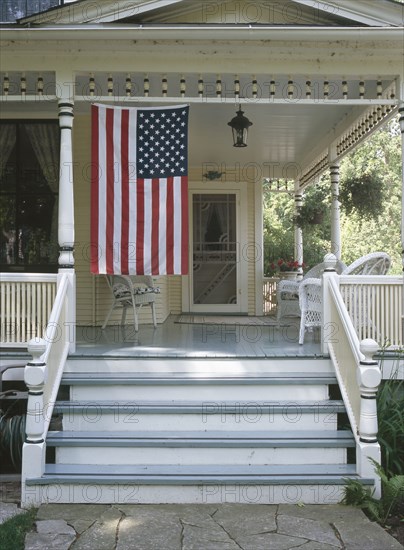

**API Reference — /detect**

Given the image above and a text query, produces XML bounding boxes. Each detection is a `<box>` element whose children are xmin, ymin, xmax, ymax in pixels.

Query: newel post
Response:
<box><xmin>321</xmin><ymin>252</ymin><xmax>338</xmax><ymax>354</ymax></box>
<box><xmin>357</xmin><ymin>338</ymin><xmax>382</xmax><ymax>498</ymax></box>
<box><xmin>21</xmin><ymin>338</ymin><xmax>47</xmax><ymax>505</ymax></box>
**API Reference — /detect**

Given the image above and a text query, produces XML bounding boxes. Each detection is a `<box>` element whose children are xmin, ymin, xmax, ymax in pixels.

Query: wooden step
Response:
<box><xmin>24</xmin><ymin>464</ymin><xmax>373</xmax><ymax>505</ymax></box>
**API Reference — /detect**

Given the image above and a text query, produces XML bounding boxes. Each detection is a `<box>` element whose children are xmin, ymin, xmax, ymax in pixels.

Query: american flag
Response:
<box><xmin>91</xmin><ymin>104</ymin><xmax>189</xmax><ymax>275</ymax></box>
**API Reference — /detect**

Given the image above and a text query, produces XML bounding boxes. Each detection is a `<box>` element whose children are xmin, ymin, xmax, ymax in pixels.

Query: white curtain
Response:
<box><xmin>0</xmin><ymin>124</ymin><xmax>16</xmax><ymax>177</ymax></box>
<box><xmin>25</xmin><ymin>124</ymin><xmax>59</xmax><ymax>253</ymax></box>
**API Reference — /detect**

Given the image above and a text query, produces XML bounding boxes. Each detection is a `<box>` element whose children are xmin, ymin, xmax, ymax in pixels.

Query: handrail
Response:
<box><xmin>22</xmin><ymin>271</ymin><xmax>75</xmax><ymax>504</ymax></box>
<box><xmin>323</xmin><ymin>265</ymin><xmax>382</xmax><ymax>497</ymax></box>
<box><xmin>328</xmin><ymin>276</ymin><xmax>364</xmax><ymax>365</ymax></box>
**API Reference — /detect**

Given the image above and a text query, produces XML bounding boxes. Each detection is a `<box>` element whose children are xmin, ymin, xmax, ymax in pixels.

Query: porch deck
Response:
<box><xmin>73</xmin><ymin>315</ymin><xmax>322</xmax><ymax>359</ymax></box>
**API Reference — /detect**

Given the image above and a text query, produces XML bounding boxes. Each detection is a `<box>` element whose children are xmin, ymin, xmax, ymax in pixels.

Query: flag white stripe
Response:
<box><xmin>128</xmin><ymin>110</ymin><xmax>137</xmax><ymax>274</ymax></box>
<box><xmin>143</xmin><ymin>179</ymin><xmax>152</xmax><ymax>274</ymax></box>
<box><xmin>113</xmin><ymin>110</ymin><xmax>122</xmax><ymax>274</ymax></box>
<box><xmin>159</xmin><ymin>179</ymin><xmax>167</xmax><ymax>275</ymax></box>
<box><xmin>173</xmin><ymin>176</ymin><xmax>182</xmax><ymax>274</ymax></box>
<box><xmin>98</xmin><ymin>106</ymin><xmax>107</xmax><ymax>274</ymax></box>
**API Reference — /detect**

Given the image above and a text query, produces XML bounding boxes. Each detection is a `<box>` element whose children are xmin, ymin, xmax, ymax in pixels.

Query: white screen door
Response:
<box><xmin>191</xmin><ymin>192</ymin><xmax>240</xmax><ymax>312</ymax></box>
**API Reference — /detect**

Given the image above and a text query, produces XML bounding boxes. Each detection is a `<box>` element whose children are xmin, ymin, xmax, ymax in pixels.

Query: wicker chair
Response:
<box><xmin>341</xmin><ymin>251</ymin><xmax>391</xmax><ymax>276</ymax></box>
<box><xmin>298</xmin><ymin>278</ymin><xmax>323</xmax><ymax>344</ymax></box>
<box><xmin>276</xmin><ymin>259</ymin><xmax>347</xmax><ymax>321</ymax></box>
<box><xmin>102</xmin><ymin>275</ymin><xmax>158</xmax><ymax>332</ymax></box>
<box><xmin>298</xmin><ymin>251</ymin><xmax>391</xmax><ymax>343</ymax></box>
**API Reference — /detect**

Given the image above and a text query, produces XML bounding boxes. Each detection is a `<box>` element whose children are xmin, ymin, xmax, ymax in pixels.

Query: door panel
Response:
<box><xmin>192</xmin><ymin>193</ymin><xmax>239</xmax><ymax>311</ymax></box>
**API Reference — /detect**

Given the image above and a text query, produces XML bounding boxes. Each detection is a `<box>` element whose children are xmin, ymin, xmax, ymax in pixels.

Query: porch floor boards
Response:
<box><xmin>73</xmin><ymin>315</ymin><xmax>322</xmax><ymax>358</ymax></box>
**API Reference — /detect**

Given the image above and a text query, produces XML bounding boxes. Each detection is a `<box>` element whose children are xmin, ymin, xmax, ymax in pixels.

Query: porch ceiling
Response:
<box><xmin>2</xmin><ymin>98</ymin><xmax>393</xmax><ymax>179</ymax></box>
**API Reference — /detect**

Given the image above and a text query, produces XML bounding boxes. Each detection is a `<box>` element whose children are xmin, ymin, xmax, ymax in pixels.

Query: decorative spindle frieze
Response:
<box><xmin>252</xmin><ymin>75</ymin><xmax>258</xmax><ymax>99</ymax></box>
<box><xmin>270</xmin><ymin>79</ymin><xmax>276</xmax><ymax>99</ymax></box>
<box><xmin>162</xmin><ymin>75</ymin><xmax>168</xmax><ymax>97</ymax></box>
<box><xmin>216</xmin><ymin>75</ymin><xmax>222</xmax><ymax>98</ymax></box>
<box><xmin>180</xmin><ymin>75</ymin><xmax>186</xmax><ymax>97</ymax></box>
<box><xmin>305</xmin><ymin>80</ymin><xmax>311</xmax><ymax>99</ymax></box>
<box><xmin>323</xmin><ymin>80</ymin><xmax>329</xmax><ymax>99</ymax></box>
<box><xmin>89</xmin><ymin>73</ymin><xmax>95</xmax><ymax>96</ymax></box>
<box><xmin>287</xmin><ymin>79</ymin><xmax>294</xmax><ymax>100</ymax></box>
<box><xmin>234</xmin><ymin>75</ymin><xmax>240</xmax><ymax>100</ymax></box>
<box><xmin>37</xmin><ymin>75</ymin><xmax>43</xmax><ymax>96</ymax></box>
<box><xmin>3</xmin><ymin>73</ymin><xmax>9</xmax><ymax>95</ymax></box>
<box><xmin>107</xmin><ymin>74</ymin><xmax>113</xmax><ymax>96</ymax></box>
<box><xmin>125</xmin><ymin>74</ymin><xmax>131</xmax><ymax>97</ymax></box>
<box><xmin>144</xmin><ymin>74</ymin><xmax>150</xmax><ymax>97</ymax></box>
<box><xmin>198</xmin><ymin>75</ymin><xmax>204</xmax><ymax>98</ymax></box>
<box><xmin>376</xmin><ymin>80</ymin><xmax>382</xmax><ymax>99</ymax></box>
<box><xmin>20</xmin><ymin>73</ymin><xmax>26</xmax><ymax>96</ymax></box>
<box><xmin>264</xmin><ymin>178</ymin><xmax>294</xmax><ymax>193</ymax></box>
<box><xmin>359</xmin><ymin>80</ymin><xmax>365</xmax><ymax>99</ymax></box>
<box><xmin>342</xmin><ymin>80</ymin><xmax>348</xmax><ymax>100</ymax></box>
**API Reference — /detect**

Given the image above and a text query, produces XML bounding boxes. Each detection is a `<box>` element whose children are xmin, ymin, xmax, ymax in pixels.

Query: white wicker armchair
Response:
<box><xmin>298</xmin><ymin>278</ymin><xmax>323</xmax><ymax>344</ymax></box>
<box><xmin>298</xmin><ymin>251</ymin><xmax>391</xmax><ymax>344</ymax></box>
<box><xmin>102</xmin><ymin>275</ymin><xmax>159</xmax><ymax>332</ymax></box>
<box><xmin>276</xmin><ymin>260</ymin><xmax>347</xmax><ymax>321</ymax></box>
<box><xmin>341</xmin><ymin>251</ymin><xmax>391</xmax><ymax>275</ymax></box>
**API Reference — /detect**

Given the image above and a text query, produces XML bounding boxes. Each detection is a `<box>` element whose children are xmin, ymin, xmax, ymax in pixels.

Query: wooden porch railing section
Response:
<box><xmin>263</xmin><ymin>274</ymin><xmax>403</xmax><ymax>348</ymax></box>
<box><xmin>22</xmin><ymin>272</ymin><xmax>74</xmax><ymax>492</ymax></box>
<box><xmin>322</xmin><ymin>269</ymin><xmax>383</xmax><ymax>497</ymax></box>
<box><xmin>340</xmin><ymin>275</ymin><xmax>403</xmax><ymax>347</ymax></box>
<box><xmin>0</xmin><ymin>274</ymin><xmax>57</xmax><ymax>347</ymax></box>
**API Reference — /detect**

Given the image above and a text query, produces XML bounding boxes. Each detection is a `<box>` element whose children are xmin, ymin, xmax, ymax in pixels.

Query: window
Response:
<box><xmin>0</xmin><ymin>121</ymin><xmax>59</xmax><ymax>271</ymax></box>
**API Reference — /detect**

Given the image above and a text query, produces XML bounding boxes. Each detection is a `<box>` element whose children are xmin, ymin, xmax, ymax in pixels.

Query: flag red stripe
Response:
<box><xmin>181</xmin><ymin>176</ymin><xmax>189</xmax><ymax>275</ymax></box>
<box><xmin>120</xmin><ymin>110</ymin><xmax>129</xmax><ymax>274</ymax></box>
<box><xmin>90</xmin><ymin>105</ymin><xmax>99</xmax><ymax>274</ymax></box>
<box><xmin>105</xmin><ymin>108</ymin><xmax>115</xmax><ymax>274</ymax></box>
<box><xmin>151</xmin><ymin>179</ymin><xmax>160</xmax><ymax>275</ymax></box>
<box><xmin>166</xmin><ymin>177</ymin><xmax>174</xmax><ymax>274</ymax></box>
<box><xmin>136</xmin><ymin>179</ymin><xmax>145</xmax><ymax>274</ymax></box>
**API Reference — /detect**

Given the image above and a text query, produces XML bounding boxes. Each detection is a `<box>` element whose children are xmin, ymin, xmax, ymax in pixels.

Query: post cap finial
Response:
<box><xmin>27</xmin><ymin>338</ymin><xmax>46</xmax><ymax>361</ymax></box>
<box><xmin>323</xmin><ymin>253</ymin><xmax>337</xmax><ymax>271</ymax></box>
<box><xmin>360</xmin><ymin>338</ymin><xmax>379</xmax><ymax>363</ymax></box>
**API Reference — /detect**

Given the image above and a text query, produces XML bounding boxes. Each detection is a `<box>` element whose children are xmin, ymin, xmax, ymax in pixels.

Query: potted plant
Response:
<box><xmin>294</xmin><ymin>184</ymin><xmax>328</xmax><ymax>228</ymax></box>
<box><xmin>268</xmin><ymin>258</ymin><xmax>304</xmax><ymax>279</ymax></box>
<box><xmin>339</xmin><ymin>171</ymin><xmax>384</xmax><ymax>221</ymax></box>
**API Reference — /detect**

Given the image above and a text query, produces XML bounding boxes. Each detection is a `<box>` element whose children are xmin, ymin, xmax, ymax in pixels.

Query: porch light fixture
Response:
<box><xmin>227</xmin><ymin>107</ymin><xmax>253</xmax><ymax>147</ymax></box>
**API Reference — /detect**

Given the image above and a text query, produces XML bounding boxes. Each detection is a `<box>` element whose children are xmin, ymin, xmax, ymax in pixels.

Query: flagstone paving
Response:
<box><xmin>19</xmin><ymin>503</ymin><xmax>402</xmax><ymax>550</ymax></box>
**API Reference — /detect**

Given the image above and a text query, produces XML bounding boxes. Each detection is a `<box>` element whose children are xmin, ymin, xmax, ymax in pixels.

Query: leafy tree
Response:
<box><xmin>263</xmin><ymin>117</ymin><xmax>402</xmax><ymax>275</ymax></box>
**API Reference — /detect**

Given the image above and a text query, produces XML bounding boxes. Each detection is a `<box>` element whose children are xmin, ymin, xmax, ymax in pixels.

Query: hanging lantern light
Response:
<box><xmin>227</xmin><ymin>107</ymin><xmax>253</xmax><ymax>147</ymax></box>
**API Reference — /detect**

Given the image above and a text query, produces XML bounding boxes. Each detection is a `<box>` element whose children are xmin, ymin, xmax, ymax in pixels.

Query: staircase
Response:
<box><xmin>24</xmin><ymin>355</ymin><xmax>374</xmax><ymax>504</ymax></box>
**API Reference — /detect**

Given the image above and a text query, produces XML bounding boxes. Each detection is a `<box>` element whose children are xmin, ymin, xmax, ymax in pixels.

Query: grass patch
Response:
<box><xmin>0</xmin><ymin>508</ymin><xmax>37</xmax><ymax>550</ymax></box>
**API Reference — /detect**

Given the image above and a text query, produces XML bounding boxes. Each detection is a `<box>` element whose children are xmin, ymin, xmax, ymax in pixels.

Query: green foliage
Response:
<box><xmin>294</xmin><ymin>184</ymin><xmax>329</xmax><ymax>229</ymax></box>
<box><xmin>376</xmin><ymin>352</ymin><xmax>404</xmax><ymax>477</ymax></box>
<box><xmin>342</xmin><ymin>460</ymin><xmax>404</xmax><ymax>525</ymax></box>
<box><xmin>263</xmin><ymin>117</ymin><xmax>402</xmax><ymax>275</ymax></box>
<box><xmin>339</xmin><ymin>172</ymin><xmax>384</xmax><ymax>221</ymax></box>
<box><xmin>0</xmin><ymin>508</ymin><xmax>37</xmax><ymax>550</ymax></box>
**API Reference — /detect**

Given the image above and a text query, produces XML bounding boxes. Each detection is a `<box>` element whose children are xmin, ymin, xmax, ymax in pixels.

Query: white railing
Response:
<box><xmin>22</xmin><ymin>271</ymin><xmax>75</xmax><ymax>506</ymax></box>
<box><xmin>0</xmin><ymin>273</ymin><xmax>57</xmax><ymax>347</ymax></box>
<box><xmin>323</xmin><ymin>270</ymin><xmax>382</xmax><ymax>498</ymax></box>
<box><xmin>263</xmin><ymin>277</ymin><xmax>279</xmax><ymax>315</ymax></box>
<box><xmin>340</xmin><ymin>275</ymin><xmax>403</xmax><ymax>347</ymax></box>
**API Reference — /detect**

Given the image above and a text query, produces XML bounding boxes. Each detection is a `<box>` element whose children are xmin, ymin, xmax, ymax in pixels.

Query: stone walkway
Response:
<box><xmin>21</xmin><ymin>503</ymin><xmax>403</xmax><ymax>550</ymax></box>
<box><xmin>1</xmin><ymin>480</ymin><xmax>402</xmax><ymax>549</ymax></box>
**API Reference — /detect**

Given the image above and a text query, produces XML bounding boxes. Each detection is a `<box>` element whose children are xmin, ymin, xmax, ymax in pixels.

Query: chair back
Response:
<box><xmin>342</xmin><ymin>252</ymin><xmax>391</xmax><ymax>276</ymax></box>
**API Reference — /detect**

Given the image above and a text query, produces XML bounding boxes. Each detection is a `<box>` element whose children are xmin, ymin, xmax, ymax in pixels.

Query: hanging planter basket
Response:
<box><xmin>340</xmin><ymin>172</ymin><xmax>384</xmax><ymax>221</ymax></box>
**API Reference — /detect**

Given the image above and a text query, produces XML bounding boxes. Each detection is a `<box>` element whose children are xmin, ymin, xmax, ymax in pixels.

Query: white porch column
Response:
<box><xmin>330</xmin><ymin>163</ymin><xmax>341</xmax><ymax>260</ymax></box>
<box><xmin>58</xmin><ymin>100</ymin><xmax>76</xmax><ymax>352</ymax></box>
<box><xmin>58</xmin><ymin>100</ymin><xmax>75</xmax><ymax>269</ymax></box>
<box><xmin>294</xmin><ymin>181</ymin><xmax>304</xmax><ymax>279</ymax></box>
